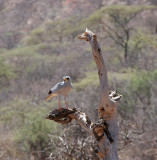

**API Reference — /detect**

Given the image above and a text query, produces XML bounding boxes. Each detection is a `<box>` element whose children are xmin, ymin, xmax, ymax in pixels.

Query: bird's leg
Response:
<box><xmin>64</xmin><ymin>96</ymin><xmax>69</xmax><ymax>109</ymax></box>
<box><xmin>58</xmin><ymin>97</ymin><xmax>61</xmax><ymax>111</ymax></box>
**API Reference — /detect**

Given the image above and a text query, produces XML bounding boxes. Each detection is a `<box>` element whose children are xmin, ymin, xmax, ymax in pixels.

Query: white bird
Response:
<box><xmin>45</xmin><ymin>76</ymin><xmax>72</xmax><ymax>110</ymax></box>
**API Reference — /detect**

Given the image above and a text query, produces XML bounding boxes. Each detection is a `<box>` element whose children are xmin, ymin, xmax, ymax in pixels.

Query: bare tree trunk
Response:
<box><xmin>78</xmin><ymin>28</ymin><xmax>119</xmax><ymax>160</ymax></box>
<box><xmin>46</xmin><ymin>29</ymin><xmax>121</xmax><ymax>160</ymax></box>
<box><xmin>124</xmin><ymin>43</ymin><xmax>128</xmax><ymax>64</ymax></box>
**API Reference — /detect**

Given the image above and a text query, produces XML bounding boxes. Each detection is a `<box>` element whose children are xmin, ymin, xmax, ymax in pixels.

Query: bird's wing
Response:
<box><xmin>45</xmin><ymin>82</ymin><xmax>64</xmax><ymax>101</ymax></box>
<box><xmin>50</xmin><ymin>82</ymin><xmax>64</xmax><ymax>94</ymax></box>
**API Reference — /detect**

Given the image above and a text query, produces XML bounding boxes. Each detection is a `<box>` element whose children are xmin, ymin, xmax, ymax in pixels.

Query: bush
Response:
<box><xmin>118</xmin><ymin>70</ymin><xmax>155</xmax><ymax>114</ymax></box>
<box><xmin>0</xmin><ymin>57</ymin><xmax>16</xmax><ymax>87</ymax></box>
<box><xmin>0</xmin><ymin>99</ymin><xmax>57</xmax><ymax>160</ymax></box>
<box><xmin>25</xmin><ymin>28</ymin><xmax>45</xmax><ymax>45</ymax></box>
<box><xmin>130</xmin><ymin>71</ymin><xmax>151</xmax><ymax>99</ymax></box>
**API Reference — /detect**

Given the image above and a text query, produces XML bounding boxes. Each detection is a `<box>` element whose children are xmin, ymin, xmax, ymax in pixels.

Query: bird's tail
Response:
<box><xmin>45</xmin><ymin>93</ymin><xmax>57</xmax><ymax>101</ymax></box>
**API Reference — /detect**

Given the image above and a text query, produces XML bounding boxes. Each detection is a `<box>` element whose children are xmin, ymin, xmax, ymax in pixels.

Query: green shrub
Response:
<box><xmin>0</xmin><ymin>57</ymin><xmax>16</xmax><ymax>87</ymax></box>
<box><xmin>3</xmin><ymin>44</ymin><xmax>59</xmax><ymax>82</ymax></box>
<box><xmin>0</xmin><ymin>99</ymin><xmax>57</xmax><ymax>157</ymax></box>
<box><xmin>130</xmin><ymin>71</ymin><xmax>151</xmax><ymax>100</ymax></box>
<box><xmin>15</xmin><ymin>110</ymin><xmax>54</xmax><ymax>153</ymax></box>
<box><xmin>118</xmin><ymin>70</ymin><xmax>155</xmax><ymax>113</ymax></box>
<box><xmin>152</xmin><ymin>69</ymin><xmax>157</xmax><ymax>81</ymax></box>
<box><xmin>25</xmin><ymin>28</ymin><xmax>45</xmax><ymax>45</ymax></box>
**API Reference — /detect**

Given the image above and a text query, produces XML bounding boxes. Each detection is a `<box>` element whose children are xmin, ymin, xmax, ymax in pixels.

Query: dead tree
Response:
<box><xmin>46</xmin><ymin>28</ymin><xmax>122</xmax><ymax>160</ymax></box>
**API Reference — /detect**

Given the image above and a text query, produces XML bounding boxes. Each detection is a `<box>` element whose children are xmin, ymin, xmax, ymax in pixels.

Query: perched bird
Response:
<box><xmin>45</xmin><ymin>76</ymin><xmax>72</xmax><ymax>110</ymax></box>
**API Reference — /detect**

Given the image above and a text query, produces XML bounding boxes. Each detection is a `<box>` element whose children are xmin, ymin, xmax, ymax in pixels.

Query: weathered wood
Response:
<box><xmin>78</xmin><ymin>28</ymin><xmax>119</xmax><ymax>160</ymax></box>
<box><xmin>45</xmin><ymin>108</ymin><xmax>76</xmax><ymax>123</ymax></box>
<box><xmin>45</xmin><ymin>107</ymin><xmax>115</xmax><ymax>159</ymax></box>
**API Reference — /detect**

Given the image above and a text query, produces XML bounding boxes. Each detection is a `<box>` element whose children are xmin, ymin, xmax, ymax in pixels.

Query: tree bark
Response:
<box><xmin>78</xmin><ymin>28</ymin><xmax>119</xmax><ymax>160</ymax></box>
<box><xmin>46</xmin><ymin>29</ymin><xmax>121</xmax><ymax>160</ymax></box>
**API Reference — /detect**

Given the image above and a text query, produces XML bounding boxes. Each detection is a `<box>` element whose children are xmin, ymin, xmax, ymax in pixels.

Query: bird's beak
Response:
<box><xmin>64</xmin><ymin>78</ymin><xmax>68</xmax><ymax>82</ymax></box>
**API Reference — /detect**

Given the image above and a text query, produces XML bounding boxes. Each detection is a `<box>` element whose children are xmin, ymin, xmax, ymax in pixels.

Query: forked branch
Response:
<box><xmin>45</xmin><ymin>107</ymin><xmax>114</xmax><ymax>159</ymax></box>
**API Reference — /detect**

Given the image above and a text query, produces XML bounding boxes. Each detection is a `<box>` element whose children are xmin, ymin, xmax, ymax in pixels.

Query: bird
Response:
<box><xmin>45</xmin><ymin>76</ymin><xmax>72</xmax><ymax>111</ymax></box>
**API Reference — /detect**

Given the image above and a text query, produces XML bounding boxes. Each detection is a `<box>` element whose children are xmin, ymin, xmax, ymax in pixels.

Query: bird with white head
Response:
<box><xmin>45</xmin><ymin>76</ymin><xmax>72</xmax><ymax>111</ymax></box>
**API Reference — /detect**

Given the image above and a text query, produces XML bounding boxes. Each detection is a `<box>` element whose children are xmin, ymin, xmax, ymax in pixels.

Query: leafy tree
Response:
<box><xmin>82</xmin><ymin>5</ymin><xmax>156</xmax><ymax>65</ymax></box>
<box><xmin>0</xmin><ymin>99</ymin><xmax>57</xmax><ymax>159</ymax></box>
<box><xmin>101</xmin><ymin>6</ymin><xmax>156</xmax><ymax>64</ymax></box>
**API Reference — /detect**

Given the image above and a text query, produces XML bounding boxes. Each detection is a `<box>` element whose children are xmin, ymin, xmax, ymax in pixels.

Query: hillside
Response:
<box><xmin>0</xmin><ymin>0</ymin><xmax>157</xmax><ymax>160</ymax></box>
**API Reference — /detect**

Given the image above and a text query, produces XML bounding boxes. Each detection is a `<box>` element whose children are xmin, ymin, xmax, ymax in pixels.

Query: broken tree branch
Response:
<box><xmin>45</xmin><ymin>107</ymin><xmax>115</xmax><ymax>159</ymax></box>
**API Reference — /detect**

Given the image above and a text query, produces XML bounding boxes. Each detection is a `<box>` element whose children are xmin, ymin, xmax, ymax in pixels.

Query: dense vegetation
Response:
<box><xmin>0</xmin><ymin>0</ymin><xmax>157</xmax><ymax>159</ymax></box>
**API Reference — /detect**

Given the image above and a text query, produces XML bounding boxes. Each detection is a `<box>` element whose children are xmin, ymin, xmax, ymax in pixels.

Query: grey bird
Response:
<box><xmin>45</xmin><ymin>76</ymin><xmax>72</xmax><ymax>110</ymax></box>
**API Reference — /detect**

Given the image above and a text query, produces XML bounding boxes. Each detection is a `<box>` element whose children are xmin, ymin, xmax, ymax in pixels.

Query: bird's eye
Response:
<box><xmin>67</xmin><ymin>77</ymin><xmax>69</xmax><ymax>80</ymax></box>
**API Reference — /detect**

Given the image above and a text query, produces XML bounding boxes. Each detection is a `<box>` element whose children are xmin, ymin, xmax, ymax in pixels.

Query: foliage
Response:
<box><xmin>0</xmin><ymin>57</ymin><xmax>16</xmax><ymax>87</ymax></box>
<box><xmin>74</xmin><ymin>70</ymin><xmax>134</xmax><ymax>90</ymax></box>
<box><xmin>3</xmin><ymin>44</ymin><xmax>60</xmax><ymax>82</ymax></box>
<box><xmin>24</xmin><ymin>28</ymin><xmax>45</xmax><ymax>45</ymax></box>
<box><xmin>81</xmin><ymin>5</ymin><xmax>156</xmax><ymax>28</ymax></box>
<box><xmin>0</xmin><ymin>2</ymin><xmax>157</xmax><ymax>160</ymax></box>
<box><xmin>101</xmin><ymin>5</ymin><xmax>156</xmax><ymax>17</ymax></box>
<box><xmin>0</xmin><ymin>99</ymin><xmax>56</xmax><ymax>159</ymax></box>
<box><xmin>130</xmin><ymin>71</ymin><xmax>151</xmax><ymax>98</ymax></box>
<box><xmin>81</xmin><ymin>5</ymin><xmax>157</xmax><ymax>65</ymax></box>
<box><xmin>16</xmin><ymin>111</ymin><xmax>53</xmax><ymax>153</ymax></box>
<box><xmin>118</xmin><ymin>69</ymin><xmax>157</xmax><ymax>114</ymax></box>
<box><xmin>0</xmin><ymin>31</ymin><xmax>22</xmax><ymax>49</ymax></box>
<box><xmin>24</xmin><ymin>16</ymin><xmax>84</xmax><ymax>45</ymax></box>
<box><xmin>74</xmin><ymin>71</ymin><xmax>99</xmax><ymax>90</ymax></box>
<box><xmin>129</xmin><ymin>31</ymin><xmax>157</xmax><ymax>50</ymax></box>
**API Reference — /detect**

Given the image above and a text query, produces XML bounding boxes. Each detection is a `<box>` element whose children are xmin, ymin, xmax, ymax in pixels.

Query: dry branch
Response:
<box><xmin>45</xmin><ymin>108</ymin><xmax>114</xmax><ymax>146</ymax></box>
